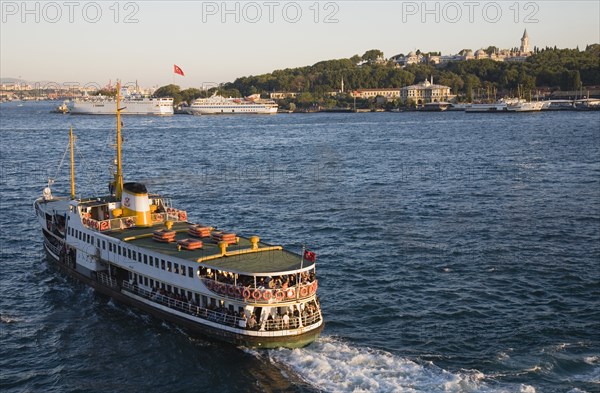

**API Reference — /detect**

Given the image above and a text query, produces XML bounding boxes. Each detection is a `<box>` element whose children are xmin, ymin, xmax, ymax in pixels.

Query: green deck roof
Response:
<box><xmin>105</xmin><ymin>221</ymin><xmax>310</xmax><ymax>274</ymax></box>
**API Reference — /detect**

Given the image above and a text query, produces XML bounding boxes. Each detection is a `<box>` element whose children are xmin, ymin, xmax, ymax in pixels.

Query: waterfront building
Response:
<box><xmin>350</xmin><ymin>88</ymin><xmax>401</xmax><ymax>99</ymax></box>
<box><xmin>269</xmin><ymin>92</ymin><xmax>299</xmax><ymax>99</ymax></box>
<box><xmin>400</xmin><ymin>78</ymin><xmax>454</xmax><ymax>105</ymax></box>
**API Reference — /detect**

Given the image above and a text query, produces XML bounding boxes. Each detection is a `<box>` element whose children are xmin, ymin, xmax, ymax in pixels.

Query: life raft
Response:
<box><xmin>152</xmin><ymin>229</ymin><xmax>176</xmax><ymax>243</ymax></box>
<box><xmin>177</xmin><ymin>238</ymin><xmax>203</xmax><ymax>250</ymax></box>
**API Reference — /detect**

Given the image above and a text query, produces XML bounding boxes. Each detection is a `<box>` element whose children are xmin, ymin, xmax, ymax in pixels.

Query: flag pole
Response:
<box><xmin>297</xmin><ymin>245</ymin><xmax>305</xmax><ymax>300</ymax></box>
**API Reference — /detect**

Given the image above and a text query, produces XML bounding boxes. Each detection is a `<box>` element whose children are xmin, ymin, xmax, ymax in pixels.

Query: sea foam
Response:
<box><xmin>268</xmin><ymin>336</ymin><xmax>493</xmax><ymax>393</ymax></box>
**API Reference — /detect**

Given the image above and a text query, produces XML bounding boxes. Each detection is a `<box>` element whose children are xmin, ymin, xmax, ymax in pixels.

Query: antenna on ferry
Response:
<box><xmin>115</xmin><ymin>80</ymin><xmax>124</xmax><ymax>199</ymax></box>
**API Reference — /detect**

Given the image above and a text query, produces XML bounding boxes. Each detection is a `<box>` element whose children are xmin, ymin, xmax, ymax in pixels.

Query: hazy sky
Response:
<box><xmin>1</xmin><ymin>1</ymin><xmax>599</xmax><ymax>88</ymax></box>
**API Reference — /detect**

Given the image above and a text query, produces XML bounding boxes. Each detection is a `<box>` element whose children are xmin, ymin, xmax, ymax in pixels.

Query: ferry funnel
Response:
<box><xmin>121</xmin><ymin>182</ymin><xmax>151</xmax><ymax>227</ymax></box>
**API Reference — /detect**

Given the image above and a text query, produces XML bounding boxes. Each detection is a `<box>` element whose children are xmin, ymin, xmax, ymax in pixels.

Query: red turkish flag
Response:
<box><xmin>174</xmin><ymin>64</ymin><xmax>185</xmax><ymax>76</ymax></box>
<box><xmin>303</xmin><ymin>250</ymin><xmax>316</xmax><ymax>263</ymax></box>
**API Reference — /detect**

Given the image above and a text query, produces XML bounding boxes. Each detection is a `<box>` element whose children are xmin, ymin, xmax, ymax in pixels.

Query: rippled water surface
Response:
<box><xmin>1</xmin><ymin>102</ymin><xmax>599</xmax><ymax>392</ymax></box>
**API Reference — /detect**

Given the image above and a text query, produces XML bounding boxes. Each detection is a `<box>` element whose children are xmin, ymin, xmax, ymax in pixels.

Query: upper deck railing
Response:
<box><xmin>202</xmin><ymin>279</ymin><xmax>318</xmax><ymax>304</ymax></box>
<box><xmin>80</xmin><ymin>208</ymin><xmax>187</xmax><ymax>232</ymax></box>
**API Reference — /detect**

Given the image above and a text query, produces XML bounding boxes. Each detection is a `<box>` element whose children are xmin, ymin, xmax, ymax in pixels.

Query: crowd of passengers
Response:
<box><xmin>198</xmin><ymin>267</ymin><xmax>316</xmax><ymax>290</ymax></box>
<box><xmin>141</xmin><ymin>284</ymin><xmax>320</xmax><ymax>331</ymax></box>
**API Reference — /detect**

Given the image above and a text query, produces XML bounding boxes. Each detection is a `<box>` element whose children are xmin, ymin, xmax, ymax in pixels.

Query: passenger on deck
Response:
<box><xmin>248</xmin><ymin>314</ymin><xmax>257</xmax><ymax>329</ymax></box>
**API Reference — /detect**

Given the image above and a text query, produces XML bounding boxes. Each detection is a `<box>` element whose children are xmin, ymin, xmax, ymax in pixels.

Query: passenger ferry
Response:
<box><xmin>34</xmin><ymin>82</ymin><xmax>323</xmax><ymax>348</ymax></box>
<box><xmin>189</xmin><ymin>94</ymin><xmax>278</xmax><ymax>115</ymax></box>
<box><xmin>71</xmin><ymin>88</ymin><xmax>173</xmax><ymax>116</ymax></box>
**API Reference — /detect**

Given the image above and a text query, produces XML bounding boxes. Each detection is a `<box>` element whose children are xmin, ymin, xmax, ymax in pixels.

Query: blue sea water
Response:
<box><xmin>0</xmin><ymin>101</ymin><xmax>599</xmax><ymax>393</ymax></box>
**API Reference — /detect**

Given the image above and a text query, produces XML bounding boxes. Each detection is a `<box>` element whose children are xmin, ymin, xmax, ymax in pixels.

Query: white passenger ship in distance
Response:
<box><xmin>34</xmin><ymin>82</ymin><xmax>323</xmax><ymax>348</ymax></box>
<box><xmin>71</xmin><ymin>88</ymin><xmax>173</xmax><ymax>116</ymax></box>
<box><xmin>189</xmin><ymin>94</ymin><xmax>278</xmax><ymax>115</ymax></box>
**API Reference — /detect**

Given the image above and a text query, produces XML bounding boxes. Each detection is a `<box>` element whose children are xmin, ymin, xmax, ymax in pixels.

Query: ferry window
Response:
<box><xmin>161</xmin><ymin>260</ymin><xmax>165</xmax><ymax>270</ymax></box>
<box><xmin>167</xmin><ymin>285</ymin><xmax>172</xmax><ymax>292</ymax></box>
<box><xmin>144</xmin><ymin>277</ymin><xmax>148</xmax><ymax>286</ymax></box>
<box><xmin>108</xmin><ymin>243</ymin><xmax>112</xmax><ymax>252</ymax></box>
<box><xmin>102</xmin><ymin>241</ymin><xmax>105</xmax><ymax>249</ymax></box>
<box><xmin>161</xmin><ymin>282</ymin><xmax>165</xmax><ymax>290</ymax></box>
<box><xmin>150</xmin><ymin>279</ymin><xmax>154</xmax><ymax>287</ymax></box>
<box><xmin>188</xmin><ymin>267</ymin><xmax>193</xmax><ymax>277</ymax></box>
<box><xmin>138</xmin><ymin>275</ymin><xmax>143</xmax><ymax>284</ymax></box>
<box><xmin>167</xmin><ymin>262</ymin><xmax>172</xmax><ymax>272</ymax></box>
<box><xmin>132</xmin><ymin>251</ymin><xmax>136</xmax><ymax>261</ymax></box>
<box><xmin>144</xmin><ymin>255</ymin><xmax>147</xmax><ymax>264</ymax></box>
<box><xmin>128</xmin><ymin>249</ymin><xmax>132</xmax><ymax>259</ymax></box>
<box><xmin>97</xmin><ymin>238</ymin><xmax>100</xmax><ymax>247</ymax></box>
<box><xmin>149</xmin><ymin>256</ymin><xmax>153</xmax><ymax>266</ymax></box>
<box><xmin>174</xmin><ymin>263</ymin><xmax>179</xmax><ymax>273</ymax></box>
<box><xmin>87</xmin><ymin>234</ymin><xmax>90</xmax><ymax>243</ymax></box>
<box><xmin>118</xmin><ymin>245</ymin><xmax>121</xmax><ymax>255</ymax></box>
<box><xmin>138</xmin><ymin>252</ymin><xmax>142</xmax><ymax>261</ymax></box>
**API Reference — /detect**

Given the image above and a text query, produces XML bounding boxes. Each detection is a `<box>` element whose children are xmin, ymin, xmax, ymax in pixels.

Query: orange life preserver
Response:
<box><xmin>178</xmin><ymin>211</ymin><xmax>187</xmax><ymax>222</ymax></box>
<box><xmin>300</xmin><ymin>286</ymin><xmax>308</xmax><ymax>297</ymax></box>
<box><xmin>100</xmin><ymin>221</ymin><xmax>109</xmax><ymax>231</ymax></box>
<box><xmin>243</xmin><ymin>288</ymin><xmax>251</xmax><ymax>299</ymax></box>
<box><xmin>275</xmin><ymin>290</ymin><xmax>285</xmax><ymax>301</ymax></box>
<box><xmin>252</xmin><ymin>290</ymin><xmax>261</xmax><ymax>300</ymax></box>
<box><xmin>310</xmin><ymin>281</ymin><xmax>318</xmax><ymax>294</ymax></box>
<box><xmin>286</xmin><ymin>288</ymin><xmax>296</xmax><ymax>299</ymax></box>
<box><xmin>263</xmin><ymin>290</ymin><xmax>272</xmax><ymax>301</ymax></box>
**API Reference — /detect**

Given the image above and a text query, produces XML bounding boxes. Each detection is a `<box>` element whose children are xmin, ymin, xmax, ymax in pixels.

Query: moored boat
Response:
<box><xmin>189</xmin><ymin>94</ymin><xmax>278</xmax><ymax>115</ymax></box>
<box><xmin>464</xmin><ymin>102</ymin><xmax>508</xmax><ymax>113</ymax></box>
<box><xmin>71</xmin><ymin>87</ymin><xmax>173</xmax><ymax>115</ymax></box>
<box><xmin>506</xmin><ymin>99</ymin><xmax>543</xmax><ymax>112</ymax></box>
<box><xmin>33</xmin><ymin>82</ymin><xmax>323</xmax><ymax>348</ymax></box>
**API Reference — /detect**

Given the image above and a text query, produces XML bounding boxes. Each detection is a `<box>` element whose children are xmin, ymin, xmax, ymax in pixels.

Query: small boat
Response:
<box><xmin>540</xmin><ymin>100</ymin><xmax>575</xmax><ymax>111</ymax></box>
<box><xmin>506</xmin><ymin>99</ymin><xmax>543</xmax><ymax>112</ymax></box>
<box><xmin>574</xmin><ymin>98</ymin><xmax>600</xmax><ymax>111</ymax></box>
<box><xmin>51</xmin><ymin>100</ymin><xmax>70</xmax><ymax>114</ymax></box>
<box><xmin>464</xmin><ymin>102</ymin><xmax>508</xmax><ymax>113</ymax></box>
<box><xmin>33</xmin><ymin>82</ymin><xmax>324</xmax><ymax>348</ymax></box>
<box><xmin>420</xmin><ymin>102</ymin><xmax>451</xmax><ymax>111</ymax></box>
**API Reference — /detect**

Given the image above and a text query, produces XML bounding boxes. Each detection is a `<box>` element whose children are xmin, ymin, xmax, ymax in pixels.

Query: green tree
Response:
<box><xmin>362</xmin><ymin>49</ymin><xmax>384</xmax><ymax>63</ymax></box>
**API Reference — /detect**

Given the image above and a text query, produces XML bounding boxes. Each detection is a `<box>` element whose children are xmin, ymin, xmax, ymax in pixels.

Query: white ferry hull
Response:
<box><xmin>71</xmin><ymin>99</ymin><xmax>174</xmax><ymax>115</ymax></box>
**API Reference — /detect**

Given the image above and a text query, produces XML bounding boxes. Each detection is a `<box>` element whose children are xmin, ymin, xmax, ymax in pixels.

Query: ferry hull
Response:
<box><xmin>41</xmin><ymin>236</ymin><xmax>323</xmax><ymax>349</ymax></box>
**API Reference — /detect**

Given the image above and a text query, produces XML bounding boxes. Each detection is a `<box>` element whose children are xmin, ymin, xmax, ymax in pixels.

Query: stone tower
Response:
<box><xmin>520</xmin><ymin>29</ymin><xmax>530</xmax><ymax>53</ymax></box>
